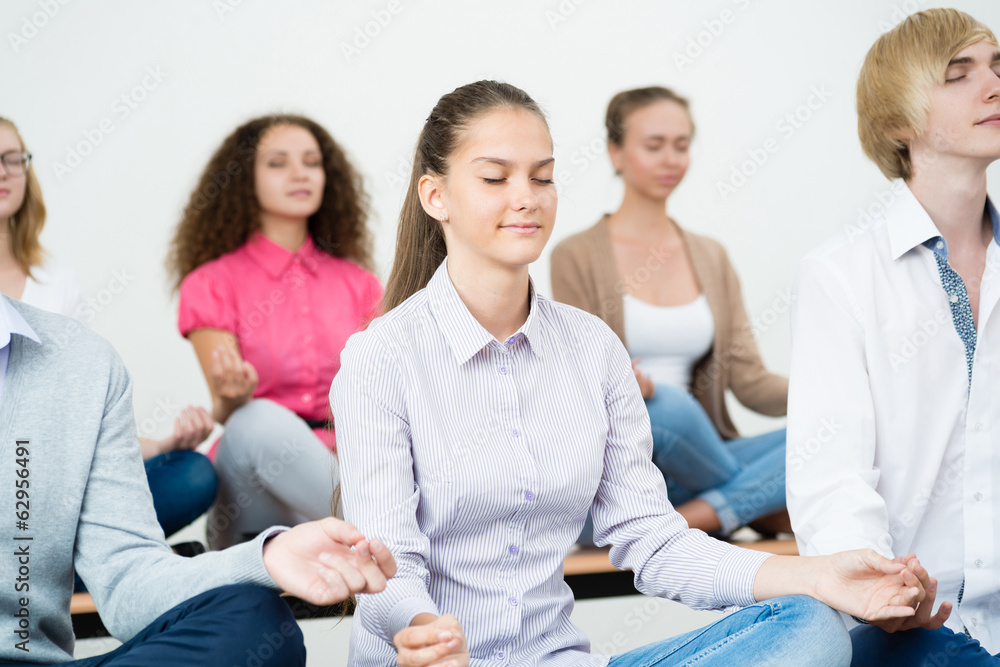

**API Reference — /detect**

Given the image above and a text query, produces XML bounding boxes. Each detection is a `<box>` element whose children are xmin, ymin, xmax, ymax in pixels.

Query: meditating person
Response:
<box><xmin>169</xmin><ymin>114</ymin><xmax>382</xmax><ymax>549</ymax></box>
<box><xmin>332</xmin><ymin>79</ymin><xmax>930</xmax><ymax>667</ymax></box>
<box><xmin>787</xmin><ymin>8</ymin><xmax>1000</xmax><ymax>664</ymax></box>
<box><xmin>551</xmin><ymin>87</ymin><xmax>789</xmax><ymax>537</ymax></box>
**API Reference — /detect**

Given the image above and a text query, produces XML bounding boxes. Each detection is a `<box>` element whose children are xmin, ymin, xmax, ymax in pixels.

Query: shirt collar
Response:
<box><xmin>243</xmin><ymin>231</ymin><xmax>321</xmax><ymax>278</ymax></box>
<box><xmin>427</xmin><ymin>258</ymin><xmax>545</xmax><ymax>365</ymax></box>
<box><xmin>886</xmin><ymin>179</ymin><xmax>1000</xmax><ymax>261</ymax></box>
<box><xmin>0</xmin><ymin>296</ymin><xmax>41</xmax><ymax>350</ymax></box>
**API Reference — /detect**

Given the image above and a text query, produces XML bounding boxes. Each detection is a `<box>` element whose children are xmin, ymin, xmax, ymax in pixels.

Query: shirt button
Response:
<box><xmin>508</xmin><ymin>597</ymin><xmax>518</xmax><ymax>607</ymax></box>
<box><xmin>511</xmin><ymin>428</ymin><xmax>520</xmax><ymax>438</ymax></box>
<box><xmin>975</xmin><ymin>423</ymin><xmax>984</xmax><ymax>431</ymax></box>
<box><xmin>304</xmin><ymin>335</ymin><xmax>314</xmax><ymax>344</ymax></box>
<box><xmin>972</xmin><ymin>618</ymin><xmax>979</xmax><ymax>627</ymax></box>
<box><xmin>974</xmin><ymin>492</ymin><xmax>984</xmax><ymax>501</ymax></box>
<box><xmin>302</xmin><ymin>393</ymin><xmax>313</xmax><ymax>403</ymax></box>
<box><xmin>499</xmin><ymin>366</ymin><xmax>509</xmax><ymax>375</ymax></box>
<box><xmin>524</xmin><ymin>491</ymin><xmax>535</xmax><ymax>501</ymax></box>
<box><xmin>495</xmin><ymin>650</ymin><xmax>505</xmax><ymax>660</ymax></box>
<box><xmin>300</xmin><ymin>306</ymin><xmax>310</xmax><ymax>315</ymax></box>
<box><xmin>509</xmin><ymin>545</ymin><xmax>519</xmax><ymax>556</ymax></box>
<box><xmin>949</xmin><ymin>294</ymin><xmax>959</xmax><ymax>303</ymax></box>
<box><xmin>975</xmin><ymin>559</ymin><xmax>984</xmax><ymax>568</ymax></box>
<box><xmin>936</xmin><ymin>240</ymin><xmax>945</xmax><ymax>250</ymax></box>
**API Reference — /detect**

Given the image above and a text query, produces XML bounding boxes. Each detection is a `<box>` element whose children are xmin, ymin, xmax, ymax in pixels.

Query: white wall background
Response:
<box><xmin>3</xmin><ymin>0</ymin><xmax>999</xmax><ymax>438</ymax></box>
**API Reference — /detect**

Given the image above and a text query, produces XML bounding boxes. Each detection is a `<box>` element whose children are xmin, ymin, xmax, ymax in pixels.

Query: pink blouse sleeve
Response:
<box><xmin>177</xmin><ymin>265</ymin><xmax>239</xmax><ymax>337</ymax></box>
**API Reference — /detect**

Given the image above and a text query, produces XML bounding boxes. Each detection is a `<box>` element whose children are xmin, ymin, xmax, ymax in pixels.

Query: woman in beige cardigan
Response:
<box><xmin>551</xmin><ymin>87</ymin><xmax>790</xmax><ymax>538</ymax></box>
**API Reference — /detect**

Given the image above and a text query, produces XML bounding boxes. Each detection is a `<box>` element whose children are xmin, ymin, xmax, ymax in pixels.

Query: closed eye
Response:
<box><xmin>534</xmin><ymin>179</ymin><xmax>555</xmax><ymax>185</ymax></box>
<box><xmin>483</xmin><ymin>178</ymin><xmax>505</xmax><ymax>184</ymax></box>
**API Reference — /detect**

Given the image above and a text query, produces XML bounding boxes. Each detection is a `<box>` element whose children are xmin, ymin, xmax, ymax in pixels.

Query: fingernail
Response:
<box><xmin>370</xmin><ymin>539</ymin><xmax>383</xmax><ymax>553</ymax></box>
<box><xmin>438</xmin><ymin>630</ymin><xmax>453</xmax><ymax>642</ymax></box>
<box><xmin>319</xmin><ymin>552</ymin><xmax>332</xmax><ymax>563</ymax></box>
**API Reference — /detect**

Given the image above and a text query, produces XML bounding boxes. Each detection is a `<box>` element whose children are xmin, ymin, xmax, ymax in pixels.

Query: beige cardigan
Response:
<box><xmin>549</xmin><ymin>216</ymin><xmax>787</xmax><ymax>439</ymax></box>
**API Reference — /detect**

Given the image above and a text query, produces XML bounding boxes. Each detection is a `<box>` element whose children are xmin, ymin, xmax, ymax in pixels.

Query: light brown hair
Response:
<box><xmin>0</xmin><ymin>117</ymin><xmax>46</xmax><ymax>278</ymax></box>
<box><xmin>167</xmin><ymin>114</ymin><xmax>372</xmax><ymax>289</ymax></box>
<box><xmin>605</xmin><ymin>86</ymin><xmax>693</xmax><ymax>147</ymax></box>
<box><xmin>857</xmin><ymin>8</ymin><xmax>997</xmax><ymax>180</ymax></box>
<box><xmin>381</xmin><ymin>81</ymin><xmax>548</xmax><ymax>312</ymax></box>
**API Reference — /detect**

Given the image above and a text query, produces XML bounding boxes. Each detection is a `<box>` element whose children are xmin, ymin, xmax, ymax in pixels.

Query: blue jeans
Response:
<box><xmin>609</xmin><ymin>595</ymin><xmax>851</xmax><ymax>666</ymax></box>
<box><xmin>0</xmin><ymin>585</ymin><xmax>304</xmax><ymax>666</ymax></box>
<box><xmin>646</xmin><ymin>384</ymin><xmax>786</xmax><ymax>534</ymax></box>
<box><xmin>145</xmin><ymin>449</ymin><xmax>218</xmax><ymax>538</ymax></box>
<box><xmin>851</xmin><ymin>625</ymin><xmax>1000</xmax><ymax>666</ymax></box>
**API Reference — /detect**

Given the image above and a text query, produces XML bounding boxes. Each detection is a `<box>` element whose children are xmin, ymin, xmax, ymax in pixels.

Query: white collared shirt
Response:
<box><xmin>787</xmin><ymin>180</ymin><xmax>1000</xmax><ymax>649</ymax></box>
<box><xmin>0</xmin><ymin>296</ymin><xmax>41</xmax><ymax>407</ymax></box>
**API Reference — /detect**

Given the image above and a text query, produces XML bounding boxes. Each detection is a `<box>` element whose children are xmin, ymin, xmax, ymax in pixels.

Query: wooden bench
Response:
<box><xmin>70</xmin><ymin>539</ymin><xmax>797</xmax><ymax>637</ymax></box>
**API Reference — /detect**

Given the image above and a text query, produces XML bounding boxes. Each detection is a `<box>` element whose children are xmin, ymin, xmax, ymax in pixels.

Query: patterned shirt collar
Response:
<box><xmin>426</xmin><ymin>258</ymin><xmax>545</xmax><ymax>365</ymax></box>
<box><xmin>885</xmin><ymin>179</ymin><xmax>1000</xmax><ymax>260</ymax></box>
<box><xmin>243</xmin><ymin>231</ymin><xmax>321</xmax><ymax>278</ymax></box>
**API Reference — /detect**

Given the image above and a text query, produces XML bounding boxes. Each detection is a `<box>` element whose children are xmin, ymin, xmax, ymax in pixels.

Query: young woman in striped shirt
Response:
<box><xmin>331</xmin><ymin>80</ymin><xmax>931</xmax><ymax>667</ymax></box>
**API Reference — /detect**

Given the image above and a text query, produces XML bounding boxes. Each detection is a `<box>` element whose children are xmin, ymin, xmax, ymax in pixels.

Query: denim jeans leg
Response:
<box><xmin>609</xmin><ymin>595</ymin><xmax>851</xmax><ymax>667</ymax></box>
<box><xmin>702</xmin><ymin>428</ymin><xmax>787</xmax><ymax>531</ymax></box>
<box><xmin>850</xmin><ymin>624</ymin><xmax>999</xmax><ymax>666</ymax></box>
<box><xmin>145</xmin><ymin>450</ymin><xmax>219</xmax><ymax>538</ymax></box>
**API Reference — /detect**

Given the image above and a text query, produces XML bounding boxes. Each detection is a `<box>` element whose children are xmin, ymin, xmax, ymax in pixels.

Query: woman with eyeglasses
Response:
<box><xmin>0</xmin><ymin>117</ymin><xmax>218</xmax><ymax>555</ymax></box>
<box><xmin>0</xmin><ymin>118</ymin><xmax>81</xmax><ymax>315</ymax></box>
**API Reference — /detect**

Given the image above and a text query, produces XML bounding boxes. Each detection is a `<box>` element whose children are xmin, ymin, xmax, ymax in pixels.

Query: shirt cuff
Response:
<box><xmin>713</xmin><ymin>548</ymin><xmax>773</xmax><ymax>607</ymax></box>
<box><xmin>386</xmin><ymin>597</ymin><xmax>442</xmax><ymax>639</ymax></box>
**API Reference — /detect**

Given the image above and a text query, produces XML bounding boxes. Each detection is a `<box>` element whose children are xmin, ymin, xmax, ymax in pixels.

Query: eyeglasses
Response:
<box><xmin>0</xmin><ymin>151</ymin><xmax>32</xmax><ymax>177</ymax></box>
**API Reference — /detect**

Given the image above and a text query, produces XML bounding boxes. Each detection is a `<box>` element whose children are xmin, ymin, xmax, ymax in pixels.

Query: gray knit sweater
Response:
<box><xmin>0</xmin><ymin>297</ymin><xmax>278</xmax><ymax>664</ymax></box>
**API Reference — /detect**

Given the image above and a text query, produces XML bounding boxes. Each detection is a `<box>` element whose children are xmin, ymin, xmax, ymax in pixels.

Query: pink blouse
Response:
<box><xmin>178</xmin><ymin>232</ymin><xmax>382</xmax><ymax>454</ymax></box>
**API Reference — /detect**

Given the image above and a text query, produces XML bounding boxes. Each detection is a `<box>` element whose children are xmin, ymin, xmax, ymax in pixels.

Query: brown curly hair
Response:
<box><xmin>167</xmin><ymin>114</ymin><xmax>373</xmax><ymax>289</ymax></box>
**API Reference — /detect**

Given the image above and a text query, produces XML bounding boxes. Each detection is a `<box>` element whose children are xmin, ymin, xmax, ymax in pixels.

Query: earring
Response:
<box><xmin>439</xmin><ymin>215</ymin><xmax>448</xmax><ymax>223</ymax></box>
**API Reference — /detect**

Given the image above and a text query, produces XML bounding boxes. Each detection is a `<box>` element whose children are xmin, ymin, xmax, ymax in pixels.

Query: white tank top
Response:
<box><xmin>623</xmin><ymin>293</ymin><xmax>715</xmax><ymax>390</ymax></box>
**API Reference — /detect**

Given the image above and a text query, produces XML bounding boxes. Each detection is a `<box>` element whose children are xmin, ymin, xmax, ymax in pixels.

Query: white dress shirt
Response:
<box><xmin>787</xmin><ymin>180</ymin><xmax>1000</xmax><ymax>649</ymax></box>
<box><xmin>331</xmin><ymin>260</ymin><xmax>769</xmax><ymax>666</ymax></box>
<box><xmin>0</xmin><ymin>296</ymin><xmax>40</xmax><ymax>407</ymax></box>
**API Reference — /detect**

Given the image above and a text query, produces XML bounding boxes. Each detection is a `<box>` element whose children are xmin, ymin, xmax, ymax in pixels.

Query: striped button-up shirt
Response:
<box><xmin>331</xmin><ymin>260</ymin><xmax>770</xmax><ymax>666</ymax></box>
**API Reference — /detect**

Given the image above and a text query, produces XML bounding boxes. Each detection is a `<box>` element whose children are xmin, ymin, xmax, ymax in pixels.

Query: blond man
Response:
<box><xmin>787</xmin><ymin>8</ymin><xmax>1000</xmax><ymax>665</ymax></box>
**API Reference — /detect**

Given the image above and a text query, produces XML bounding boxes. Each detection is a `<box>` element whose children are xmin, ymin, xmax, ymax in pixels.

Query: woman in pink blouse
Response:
<box><xmin>168</xmin><ymin>114</ymin><xmax>382</xmax><ymax>549</ymax></box>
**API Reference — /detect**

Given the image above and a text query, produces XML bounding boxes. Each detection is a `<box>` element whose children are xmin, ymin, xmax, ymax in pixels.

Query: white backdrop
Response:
<box><xmin>3</xmin><ymin>0</ymin><xmax>998</xmax><ymax>439</ymax></box>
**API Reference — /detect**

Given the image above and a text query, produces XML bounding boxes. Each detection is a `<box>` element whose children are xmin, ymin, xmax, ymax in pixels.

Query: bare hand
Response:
<box><xmin>157</xmin><ymin>406</ymin><xmax>215</xmax><ymax>452</ymax></box>
<box><xmin>261</xmin><ymin>517</ymin><xmax>397</xmax><ymax>605</ymax></box>
<box><xmin>813</xmin><ymin>549</ymin><xmax>924</xmax><ymax>623</ymax></box>
<box><xmin>210</xmin><ymin>345</ymin><xmax>258</xmax><ymax>403</ymax></box>
<box><xmin>631</xmin><ymin>359</ymin><xmax>655</xmax><ymax>399</ymax></box>
<box><xmin>394</xmin><ymin>614</ymin><xmax>469</xmax><ymax>667</ymax></box>
<box><xmin>869</xmin><ymin>554</ymin><xmax>951</xmax><ymax>633</ymax></box>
